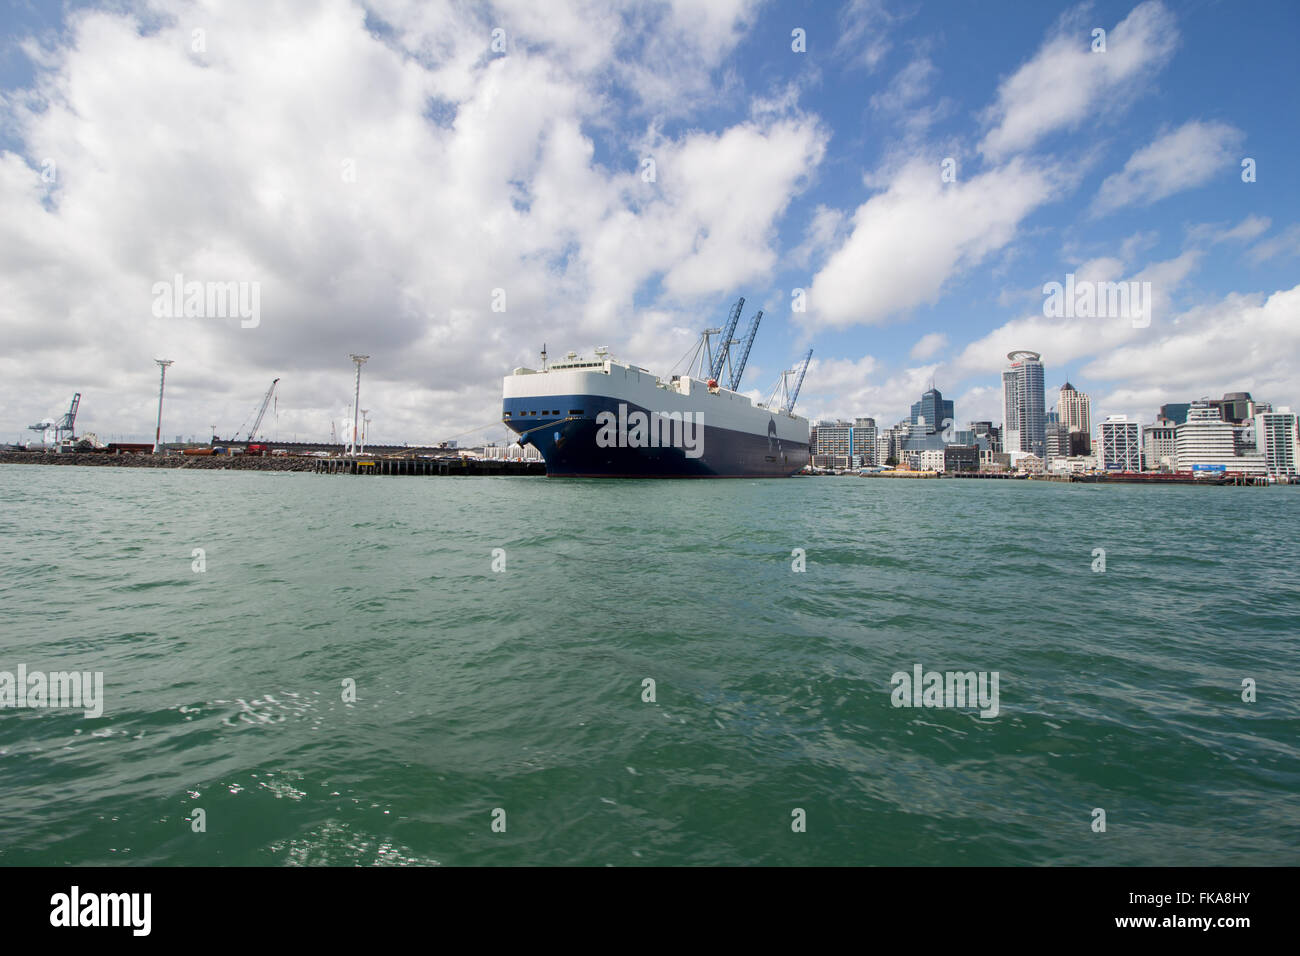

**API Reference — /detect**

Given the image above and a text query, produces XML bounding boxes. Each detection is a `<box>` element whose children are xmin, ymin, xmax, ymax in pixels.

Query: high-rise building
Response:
<box><xmin>1254</xmin><ymin>409</ymin><xmax>1298</xmax><ymax>477</ymax></box>
<box><xmin>1045</xmin><ymin>415</ymin><xmax>1071</xmax><ymax>461</ymax></box>
<box><xmin>1098</xmin><ymin>415</ymin><xmax>1141</xmax><ymax>471</ymax></box>
<box><xmin>1159</xmin><ymin>402</ymin><xmax>1191</xmax><ymax>425</ymax></box>
<box><xmin>1002</xmin><ymin>350</ymin><xmax>1046</xmax><ymax>459</ymax></box>
<box><xmin>1057</xmin><ymin>381</ymin><xmax>1091</xmax><ymax>435</ymax></box>
<box><xmin>1057</xmin><ymin>381</ymin><xmax>1092</xmax><ymax>455</ymax></box>
<box><xmin>877</xmin><ymin>424</ymin><xmax>908</xmax><ymax>465</ymax></box>
<box><xmin>910</xmin><ymin>387</ymin><xmax>954</xmax><ymax>435</ymax></box>
<box><xmin>1143</xmin><ymin>422</ymin><xmax>1177</xmax><ymax>472</ymax></box>
<box><xmin>853</xmin><ymin>417</ymin><xmax>877</xmax><ymax>466</ymax></box>
<box><xmin>969</xmin><ymin>421</ymin><xmax>1001</xmax><ymax>453</ymax></box>
<box><xmin>814</xmin><ymin>418</ymin><xmax>878</xmax><ymax>466</ymax></box>
<box><xmin>814</xmin><ymin>421</ymin><xmax>852</xmax><ymax>458</ymax></box>
<box><xmin>1175</xmin><ymin>401</ymin><xmax>1265</xmax><ymax>474</ymax></box>
<box><xmin>1213</xmin><ymin>391</ymin><xmax>1259</xmax><ymax>424</ymax></box>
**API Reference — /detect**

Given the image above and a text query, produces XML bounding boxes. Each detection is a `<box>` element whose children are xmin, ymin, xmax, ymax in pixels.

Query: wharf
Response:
<box><xmin>0</xmin><ymin>450</ymin><xmax>544</xmax><ymax>476</ymax></box>
<box><xmin>315</xmin><ymin>457</ymin><xmax>543</xmax><ymax>476</ymax></box>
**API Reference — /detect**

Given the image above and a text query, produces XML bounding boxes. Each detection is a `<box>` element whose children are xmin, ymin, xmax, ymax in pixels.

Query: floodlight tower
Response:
<box><xmin>154</xmin><ymin>359</ymin><xmax>174</xmax><ymax>453</ymax></box>
<box><xmin>349</xmin><ymin>354</ymin><xmax>368</xmax><ymax>456</ymax></box>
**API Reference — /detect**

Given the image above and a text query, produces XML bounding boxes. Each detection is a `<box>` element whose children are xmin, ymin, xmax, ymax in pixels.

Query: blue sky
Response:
<box><xmin>1</xmin><ymin>0</ymin><xmax>1297</xmax><ymax>443</ymax></box>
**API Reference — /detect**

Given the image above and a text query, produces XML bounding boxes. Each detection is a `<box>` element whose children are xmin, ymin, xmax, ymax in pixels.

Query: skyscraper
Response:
<box><xmin>909</xmin><ymin>387</ymin><xmax>954</xmax><ymax>435</ymax></box>
<box><xmin>1002</xmin><ymin>350</ymin><xmax>1045</xmax><ymax>459</ymax></box>
<box><xmin>1057</xmin><ymin>381</ymin><xmax>1090</xmax><ymax>433</ymax></box>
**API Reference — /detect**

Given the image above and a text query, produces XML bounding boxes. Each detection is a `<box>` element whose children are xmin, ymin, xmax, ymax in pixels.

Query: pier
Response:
<box><xmin>0</xmin><ymin>450</ymin><xmax>544</xmax><ymax>477</ymax></box>
<box><xmin>314</xmin><ymin>457</ymin><xmax>544</xmax><ymax>476</ymax></box>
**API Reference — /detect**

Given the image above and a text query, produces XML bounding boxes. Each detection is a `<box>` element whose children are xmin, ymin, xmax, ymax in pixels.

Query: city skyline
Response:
<box><xmin>813</xmin><ymin>362</ymin><xmax>1296</xmax><ymax>477</ymax></box>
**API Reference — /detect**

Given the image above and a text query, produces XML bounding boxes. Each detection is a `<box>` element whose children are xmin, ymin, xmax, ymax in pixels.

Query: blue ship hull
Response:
<box><xmin>503</xmin><ymin>394</ymin><xmax>809</xmax><ymax>478</ymax></box>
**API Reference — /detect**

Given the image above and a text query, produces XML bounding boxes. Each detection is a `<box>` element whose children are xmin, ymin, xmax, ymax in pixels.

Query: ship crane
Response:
<box><xmin>708</xmin><ymin>297</ymin><xmax>745</xmax><ymax>383</ymax></box>
<box><xmin>782</xmin><ymin>349</ymin><xmax>812</xmax><ymax>414</ymax></box>
<box><xmin>728</xmin><ymin>310</ymin><xmax>763</xmax><ymax>392</ymax></box>
<box><xmin>233</xmin><ymin>378</ymin><xmax>280</xmax><ymax>442</ymax></box>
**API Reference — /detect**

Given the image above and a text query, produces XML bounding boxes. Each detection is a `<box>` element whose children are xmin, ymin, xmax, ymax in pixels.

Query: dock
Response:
<box><xmin>314</xmin><ymin>457</ymin><xmax>544</xmax><ymax>476</ymax></box>
<box><xmin>0</xmin><ymin>450</ymin><xmax>544</xmax><ymax>476</ymax></box>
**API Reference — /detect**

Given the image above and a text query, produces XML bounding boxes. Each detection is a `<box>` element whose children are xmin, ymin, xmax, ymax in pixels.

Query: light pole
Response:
<box><xmin>360</xmin><ymin>409</ymin><xmax>370</xmax><ymax>457</ymax></box>
<box><xmin>154</xmin><ymin>359</ymin><xmax>174</xmax><ymax>454</ymax></box>
<box><xmin>349</xmin><ymin>354</ymin><xmax>368</xmax><ymax>456</ymax></box>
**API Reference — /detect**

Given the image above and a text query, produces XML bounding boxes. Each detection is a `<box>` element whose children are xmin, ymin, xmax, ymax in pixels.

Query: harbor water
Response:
<box><xmin>1</xmin><ymin>464</ymin><xmax>1296</xmax><ymax>865</ymax></box>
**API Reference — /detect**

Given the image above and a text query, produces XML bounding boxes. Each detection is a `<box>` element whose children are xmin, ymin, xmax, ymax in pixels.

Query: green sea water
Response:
<box><xmin>1</xmin><ymin>464</ymin><xmax>1297</xmax><ymax>866</ymax></box>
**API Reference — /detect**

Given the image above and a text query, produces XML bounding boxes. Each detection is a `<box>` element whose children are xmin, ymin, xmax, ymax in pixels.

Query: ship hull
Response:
<box><xmin>505</xmin><ymin>395</ymin><xmax>807</xmax><ymax>477</ymax></box>
<box><xmin>503</xmin><ymin>363</ymin><xmax>809</xmax><ymax>478</ymax></box>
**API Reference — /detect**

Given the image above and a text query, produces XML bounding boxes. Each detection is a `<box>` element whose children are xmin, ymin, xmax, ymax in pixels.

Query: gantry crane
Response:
<box><xmin>27</xmin><ymin>393</ymin><xmax>80</xmax><ymax>444</ymax></box>
<box><xmin>232</xmin><ymin>378</ymin><xmax>280</xmax><ymax>442</ymax></box>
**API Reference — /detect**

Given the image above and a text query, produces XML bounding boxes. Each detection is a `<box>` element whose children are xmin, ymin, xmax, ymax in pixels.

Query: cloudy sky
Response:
<box><xmin>1</xmin><ymin>0</ymin><xmax>1297</xmax><ymax>445</ymax></box>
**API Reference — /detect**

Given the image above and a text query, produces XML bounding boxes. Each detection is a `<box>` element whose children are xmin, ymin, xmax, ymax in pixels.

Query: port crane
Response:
<box><xmin>783</xmin><ymin>349</ymin><xmax>812</xmax><ymax>414</ymax></box>
<box><xmin>27</xmin><ymin>393</ymin><xmax>80</xmax><ymax>444</ymax></box>
<box><xmin>728</xmin><ymin>310</ymin><xmax>763</xmax><ymax>392</ymax></box>
<box><xmin>232</xmin><ymin>378</ymin><xmax>280</xmax><ymax>442</ymax></box>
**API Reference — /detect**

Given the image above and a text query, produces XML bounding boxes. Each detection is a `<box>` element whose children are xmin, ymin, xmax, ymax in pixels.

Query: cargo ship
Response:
<box><xmin>502</xmin><ymin>298</ymin><xmax>811</xmax><ymax>478</ymax></box>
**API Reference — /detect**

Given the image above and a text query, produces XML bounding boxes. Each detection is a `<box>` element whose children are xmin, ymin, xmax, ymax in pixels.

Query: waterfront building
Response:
<box><xmin>1142</xmin><ymin>422</ymin><xmax>1177</xmax><ymax>472</ymax></box>
<box><xmin>854</xmin><ymin>417</ymin><xmax>877</xmax><ymax>466</ymax></box>
<box><xmin>1045</xmin><ymin>412</ymin><xmax>1071</xmax><ymax>462</ymax></box>
<box><xmin>815</xmin><ymin>418</ymin><xmax>878</xmax><ymax>464</ymax></box>
<box><xmin>1012</xmin><ymin>452</ymin><xmax>1044</xmax><ymax>474</ymax></box>
<box><xmin>918</xmin><ymin>449</ymin><xmax>946</xmax><ymax>471</ymax></box>
<box><xmin>1175</xmin><ymin>401</ymin><xmax>1266</xmax><ymax>474</ymax></box>
<box><xmin>944</xmin><ymin>444</ymin><xmax>980</xmax><ymax>473</ymax></box>
<box><xmin>814</xmin><ymin>421</ymin><xmax>853</xmax><ymax>457</ymax></box>
<box><xmin>1254</xmin><ymin>408</ymin><xmax>1298</xmax><ymax>477</ymax></box>
<box><xmin>877</xmin><ymin>424</ymin><xmax>909</xmax><ymax>465</ymax></box>
<box><xmin>1098</xmin><ymin>415</ymin><xmax>1142</xmax><ymax>471</ymax></box>
<box><xmin>811</xmin><ymin>454</ymin><xmax>853</xmax><ymax>470</ymax></box>
<box><xmin>1048</xmin><ymin>455</ymin><xmax>1095</xmax><ymax>475</ymax></box>
<box><xmin>982</xmin><ymin>450</ymin><xmax>1011</xmax><ymax>472</ymax></box>
<box><xmin>1158</xmin><ymin>402</ymin><xmax>1191</xmax><ymax>425</ymax></box>
<box><xmin>1002</xmin><ymin>350</ymin><xmax>1046</xmax><ymax>459</ymax></box>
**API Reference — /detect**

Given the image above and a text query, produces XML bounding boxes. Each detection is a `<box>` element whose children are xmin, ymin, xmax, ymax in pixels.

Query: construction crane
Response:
<box><xmin>782</xmin><ymin>349</ymin><xmax>813</xmax><ymax>414</ymax></box>
<box><xmin>233</xmin><ymin>378</ymin><xmax>280</xmax><ymax>442</ymax></box>
<box><xmin>708</xmin><ymin>297</ymin><xmax>745</xmax><ymax>383</ymax></box>
<box><xmin>728</xmin><ymin>310</ymin><xmax>763</xmax><ymax>392</ymax></box>
<box><xmin>27</xmin><ymin>393</ymin><xmax>80</xmax><ymax>444</ymax></box>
